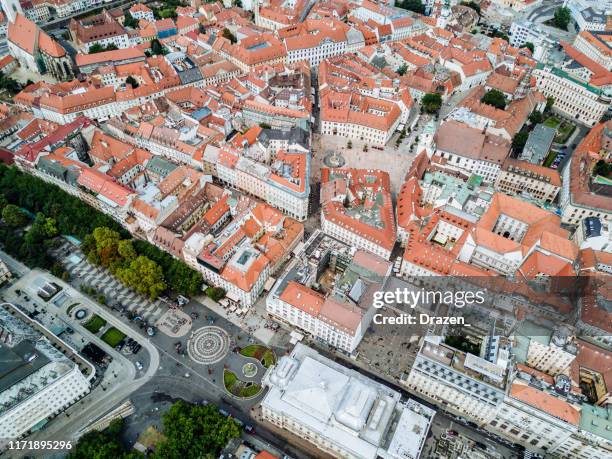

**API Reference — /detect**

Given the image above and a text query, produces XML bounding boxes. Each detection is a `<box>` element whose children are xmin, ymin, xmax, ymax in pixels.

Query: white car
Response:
<box><xmin>135</xmin><ymin>361</ymin><xmax>143</xmax><ymax>371</ymax></box>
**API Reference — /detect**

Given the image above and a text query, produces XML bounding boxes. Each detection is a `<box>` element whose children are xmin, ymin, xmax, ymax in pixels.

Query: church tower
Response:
<box><xmin>1</xmin><ymin>0</ymin><xmax>23</xmax><ymax>23</ymax></box>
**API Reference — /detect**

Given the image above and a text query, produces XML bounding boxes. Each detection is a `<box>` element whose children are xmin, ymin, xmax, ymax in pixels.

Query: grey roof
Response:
<box><xmin>145</xmin><ymin>156</ymin><xmax>179</xmax><ymax>178</ymax></box>
<box><xmin>0</xmin><ymin>341</ymin><xmax>50</xmax><ymax>393</ymax></box>
<box><xmin>521</xmin><ymin>124</ymin><xmax>556</xmax><ymax>164</ymax></box>
<box><xmin>37</xmin><ymin>157</ymin><xmax>80</xmax><ymax>186</ymax></box>
<box><xmin>259</xmin><ymin>127</ymin><xmax>310</xmax><ymax>149</ymax></box>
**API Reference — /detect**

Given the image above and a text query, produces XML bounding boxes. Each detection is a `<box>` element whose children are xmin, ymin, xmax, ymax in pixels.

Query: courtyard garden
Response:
<box><xmin>543</xmin><ymin>116</ymin><xmax>576</xmax><ymax>144</ymax></box>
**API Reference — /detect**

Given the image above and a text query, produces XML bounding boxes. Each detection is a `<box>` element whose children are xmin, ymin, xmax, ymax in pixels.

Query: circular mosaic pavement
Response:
<box><xmin>187</xmin><ymin>326</ymin><xmax>230</xmax><ymax>364</ymax></box>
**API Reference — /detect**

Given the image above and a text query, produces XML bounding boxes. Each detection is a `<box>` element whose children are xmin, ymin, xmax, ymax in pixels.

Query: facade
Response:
<box><xmin>261</xmin><ymin>342</ymin><xmax>435</xmax><ymax>459</ymax></box>
<box><xmin>533</xmin><ymin>64</ymin><xmax>610</xmax><ymax>127</ymax></box>
<box><xmin>560</xmin><ymin>122</ymin><xmax>612</xmax><ymax>225</ymax></box>
<box><xmin>495</xmin><ymin>159</ymin><xmax>561</xmax><ymax>204</ymax></box>
<box><xmin>573</xmin><ymin>31</ymin><xmax>612</xmax><ymax>71</ymax></box>
<box><xmin>0</xmin><ymin>303</ymin><xmax>93</xmax><ymax>440</ymax></box>
<box><xmin>267</xmin><ymin>232</ymin><xmax>391</xmax><ymax>353</ymax></box>
<box><xmin>403</xmin><ymin>337</ymin><xmax>507</xmax><ymax>427</ymax></box>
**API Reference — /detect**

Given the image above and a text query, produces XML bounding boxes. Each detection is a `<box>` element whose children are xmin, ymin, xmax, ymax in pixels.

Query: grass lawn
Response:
<box><xmin>224</xmin><ymin>370</ymin><xmax>262</xmax><ymax>398</ymax></box>
<box><xmin>100</xmin><ymin>327</ymin><xmax>126</xmax><ymax>347</ymax></box>
<box><xmin>543</xmin><ymin>151</ymin><xmax>558</xmax><ymax>168</ymax></box>
<box><xmin>543</xmin><ymin>117</ymin><xmax>560</xmax><ymax>129</ymax></box>
<box><xmin>543</xmin><ymin>116</ymin><xmax>576</xmax><ymax>144</ymax></box>
<box><xmin>66</xmin><ymin>303</ymin><xmax>80</xmax><ymax>316</ymax></box>
<box><xmin>262</xmin><ymin>350</ymin><xmax>276</xmax><ymax>368</ymax></box>
<box><xmin>239</xmin><ymin>344</ymin><xmax>276</xmax><ymax>368</ymax></box>
<box><xmin>239</xmin><ymin>383</ymin><xmax>262</xmax><ymax>398</ymax></box>
<box><xmin>83</xmin><ymin>315</ymin><xmax>106</xmax><ymax>334</ymax></box>
<box><xmin>224</xmin><ymin>369</ymin><xmax>237</xmax><ymax>390</ymax></box>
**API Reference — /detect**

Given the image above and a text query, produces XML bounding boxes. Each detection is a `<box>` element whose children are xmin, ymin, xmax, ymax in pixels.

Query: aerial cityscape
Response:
<box><xmin>0</xmin><ymin>0</ymin><xmax>609</xmax><ymax>457</ymax></box>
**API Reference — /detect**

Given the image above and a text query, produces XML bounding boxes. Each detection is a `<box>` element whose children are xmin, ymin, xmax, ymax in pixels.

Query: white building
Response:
<box><xmin>0</xmin><ymin>304</ymin><xmax>93</xmax><ymax>441</ymax></box>
<box><xmin>508</xmin><ymin>21</ymin><xmax>556</xmax><ymax>61</ymax></box>
<box><xmin>532</xmin><ymin>64</ymin><xmax>610</xmax><ymax>127</ymax></box>
<box><xmin>564</xmin><ymin>0</ymin><xmax>610</xmax><ymax>32</ymax></box>
<box><xmin>574</xmin><ymin>216</ymin><xmax>612</xmax><ymax>252</ymax></box>
<box><xmin>261</xmin><ymin>342</ymin><xmax>435</xmax><ymax>459</ymax></box>
<box><xmin>402</xmin><ymin>337</ymin><xmax>507</xmax><ymax>427</ymax></box>
<box><xmin>573</xmin><ymin>31</ymin><xmax>612</xmax><ymax>71</ymax></box>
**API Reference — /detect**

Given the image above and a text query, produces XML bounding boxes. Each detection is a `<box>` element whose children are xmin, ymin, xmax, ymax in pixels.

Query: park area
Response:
<box><xmin>83</xmin><ymin>314</ymin><xmax>106</xmax><ymax>334</ymax></box>
<box><xmin>239</xmin><ymin>344</ymin><xmax>276</xmax><ymax>368</ymax></box>
<box><xmin>223</xmin><ymin>369</ymin><xmax>262</xmax><ymax>398</ymax></box>
<box><xmin>101</xmin><ymin>327</ymin><xmax>126</xmax><ymax>347</ymax></box>
<box><xmin>544</xmin><ymin>116</ymin><xmax>576</xmax><ymax>144</ymax></box>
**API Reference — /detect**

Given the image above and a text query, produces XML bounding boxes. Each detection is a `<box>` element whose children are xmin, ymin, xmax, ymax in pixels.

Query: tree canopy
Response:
<box><xmin>2</xmin><ymin>204</ymin><xmax>28</xmax><ymax>227</ymax></box>
<box><xmin>520</xmin><ymin>42</ymin><xmax>534</xmax><ymax>53</ymax></box>
<box><xmin>68</xmin><ymin>419</ymin><xmax>142</xmax><ymax>459</ymax></box>
<box><xmin>480</xmin><ymin>89</ymin><xmax>507</xmax><ymax>110</ymax></box>
<box><xmin>125</xmin><ymin>76</ymin><xmax>139</xmax><ymax>89</ymax></box>
<box><xmin>153</xmin><ymin>402</ymin><xmax>241</xmax><ymax>459</ymax></box>
<box><xmin>397</xmin><ymin>0</ymin><xmax>425</xmax><ymax>14</ymax></box>
<box><xmin>222</xmin><ymin>28</ymin><xmax>237</xmax><ymax>44</ymax></box>
<box><xmin>421</xmin><ymin>93</ymin><xmax>442</xmax><ymax>114</ymax></box>
<box><xmin>512</xmin><ymin>131</ymin><xmax>529</xmax><ymax>151</ymax></box>
<box><xmin>553</xmin><ymin>7</ymin><xmax>571</xmax><ymax>31</ymax></box>
<box><xmin>88</xmin><ymin>43</ymin><xmax>119</xmax><ymax>54</ymax></box>
<box><xmin>396</xmin><ymin>63</ymin><xmax>408</xmax><ymax>76</ymax></box>
<box><xmin>124</xmin><ymin>11</ymin><xmax>139</xmax><ymax>28</ymax></box>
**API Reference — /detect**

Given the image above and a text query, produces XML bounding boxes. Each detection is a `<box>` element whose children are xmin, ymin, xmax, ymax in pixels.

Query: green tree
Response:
<box><xmin>0</xmin><ymin>71</ymin><xmax>22</xmax><ymax>95</ymax></box>
<box><xmin>124</xmin><ymin>11</ymin><xmax>138</xmax><ymax>28</ymax></box>
<box><xmin>461</xmin><ymin>1</ymin><xmax>480</xmax><ymax>14</ymax></box>
<box><xmin>545</xmin><ymin>96</ymin><xmax>555</xmax><ymax>112</ymax></box>
<box><xmin>125</xmin><ymin>75</ymin><xmax>139</xmax><ymax>89</ymax></box>
<box><xmin>117</xmin><ymin>255</ymin><xmax>166</xmax><ymax>300</ymax></box>
<box><xmin>593</xmin><ymin>159</ymin><xmax>612</xmax><ymax>178</ymax></box>
<box><xmin>0</xmin><ymin>194</ymin><xmax>8</xmax><ymax>214</ymax></box>
<box><xmin>90</xmin><ymin>227</ymin><xmax>121</xmax><ymax>268</ymax></box>
<box><xmin>117</xmin><ymin>239</ymin><xmax>137</xmax><ymax>261</ymax></box>
<box><xmin>529</xmin><ymin>110</ymin><xmax>544</xmax><ymax>124</ymax></box>
<box><xmin>151</xmin><ymin>39</ymin><xmax>166</xmax><ymax>56</ymax></box>
<box><xmin>205</xmin><ymin>286</ymin><xmax>226</xmax><ymax>302</ymax></box>
<box><xmin>153</xmin><ymin>402</ymin><xmax>241</xmax><ymax>459</ymax></box>
<box><xmin>396</xmin><ymin>63</ymin><xmax>408</xmax><ymax>76</ymax></box>
<box><xmin>512</xmin><ymin>131</ymin><xmax>529</xmax><ymax>151</ymax></box>
<box><xmin>553</xmin><ymin>7</ymin><xmax>571</xmax><ymax>31</ymax></box>
<box><xmin>69</xmin><ymin>418</ymin><xmax>142</xmax><ymax>459</ymax></box>
<box><xmin>222</xmin><ymin>28</ymin><xmax>237</xmax><ymax>44</ymax></box>
<box><xmin>2</xmin><ymin>204</ymin><xmax>28</xmax><ymax>227</ymax></box>
<box><xmin>520</xmin><ymin>42</ymin><xmax>534</xmax><ymax>53</ymax></box>
<box><xmin>397</xmin><ymin>0</ymin><xmax>425</xmax><ymax>14</ymax></box>
<box><xmin>421</xmin><ymin>93</ymin><xmax>442</xmax><ymax>114</ymax></box>
<box><xmin>480</xmin><ymin>89</ymin><xmax>507</xmax><ymax>109</ymax></box>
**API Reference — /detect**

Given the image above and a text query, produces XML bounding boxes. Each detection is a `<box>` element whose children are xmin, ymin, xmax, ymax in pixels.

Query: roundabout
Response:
<box><xmin>187</xmin><ymin>326</ymin><xmax>230</xmax><ymax>365</ymax></box>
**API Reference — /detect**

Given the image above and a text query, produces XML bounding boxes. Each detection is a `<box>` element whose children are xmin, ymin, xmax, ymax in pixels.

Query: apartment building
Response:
<box><xmin>320</xmin><ymin>91</ymin><xmax>402</xmax><ymax>146</ymax></box>
<box><xmin>533</xmin><ymin>57</ymin><xmax>611</xmax><ymax>127</ymax></box>
<box><xmin>280</xmin><ymin>19</ymin><xmax>363</xmax><ymax>69</ymax></box>
<box><xmin>204</xmin><ymin>144</ymin><xmax>310</xmax><ymax>221</ymax></box>
<box><xmin>69</xmin><ymin>9</ymin><xmax>129</xmax><ymax>52</ymax></box>
<box><xmin>183</xmin><ymin>203</ymin><xmax>303</xmax><ymax>307</ymax></box>
<box><xmin>267</xmin><ymin>233</ymin><xmax>390</xmax><ymax>353</ymax></box>
<box><xmin>320</xmin><ymin>168</ymin><xmax>396</xmax><ymax>260</ymax></box>
<box><xmin>560</xmin><ymin>122</ymin><xmax>612</xmax><ymax>225</ymax></box>
<box><xmin>433</xmin><ymin>120</ymin><xmax>510</xmax><ymax>184</ymax></box>
<box><xmin>402</xmin><ymin>337</ymin><xmax>507</xmax><ymax>427</ymax></box>
<box><xmin>495</xmin><ymin>158</ymin><xmax>561</xmax><ymax>204</ymax></box>
<box><xmin>458</xmin><ymin>193</ymin><xmax>578</xmax><ymax>277</ymax></box>
<box><xmin>261</xmin><ymin>343</ymin><xmax>434</xmax><ymax>459</ymax></box>
<box><xmin>573</xmin><ymin>31</ymin><xmax>612</xmax><ymax>71</ymax></box>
